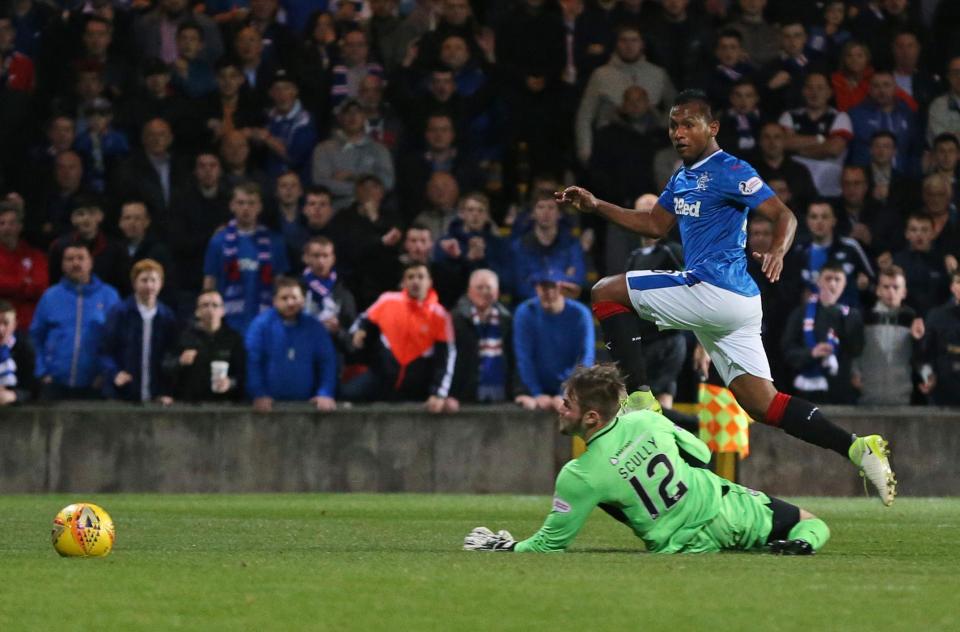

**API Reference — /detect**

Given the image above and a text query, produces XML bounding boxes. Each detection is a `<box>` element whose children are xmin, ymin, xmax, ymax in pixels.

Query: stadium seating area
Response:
<box><xmin>1</xmin><ymin>0</ymin><xmax>960</xmax><ymax>409</ymax></box>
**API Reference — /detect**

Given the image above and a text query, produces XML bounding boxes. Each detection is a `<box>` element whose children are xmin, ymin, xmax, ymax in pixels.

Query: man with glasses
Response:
<box><xmin>172</xmin><ymin>289</ymin><xmax>245</xmax><ymax>402</ymax></box>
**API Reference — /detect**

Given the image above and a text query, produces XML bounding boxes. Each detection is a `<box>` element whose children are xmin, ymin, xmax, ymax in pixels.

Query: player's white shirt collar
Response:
<box><xmin>684</xmin><ymin>149</ymin><xmax>725</xmax><ymax>171</ymax></box>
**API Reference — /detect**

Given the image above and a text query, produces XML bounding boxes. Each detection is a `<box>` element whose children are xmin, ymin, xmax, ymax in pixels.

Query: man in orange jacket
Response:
<box><xmin>346</xmin><ymin>261</ymin><xmax>459</xmax><ymax>413</ymax></box>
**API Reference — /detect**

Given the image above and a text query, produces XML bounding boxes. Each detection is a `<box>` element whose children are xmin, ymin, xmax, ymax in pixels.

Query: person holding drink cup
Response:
<box><xmin>170</xmin><ymin>289</ymin><xmax>246</xmax><ymax>402</ymax></box>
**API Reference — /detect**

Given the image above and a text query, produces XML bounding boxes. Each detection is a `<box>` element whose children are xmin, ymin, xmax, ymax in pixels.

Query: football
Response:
<box><xmin>51</xmin><ymin>503</ymin><xmax>115</xmax><ymax>558</ymax></box>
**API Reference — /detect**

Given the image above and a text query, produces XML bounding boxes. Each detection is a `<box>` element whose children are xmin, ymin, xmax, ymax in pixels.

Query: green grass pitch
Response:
<box><xmin>0</xmin><ymin>494</ymin><xmax>955</xmax><ymax>631</ymax></box>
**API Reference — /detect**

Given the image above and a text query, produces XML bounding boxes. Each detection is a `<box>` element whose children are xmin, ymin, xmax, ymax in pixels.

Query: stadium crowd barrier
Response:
<box><xmin>1</xmin><ymin>404</ymin><xmax>957</xmax><ymax>496</ymax></box>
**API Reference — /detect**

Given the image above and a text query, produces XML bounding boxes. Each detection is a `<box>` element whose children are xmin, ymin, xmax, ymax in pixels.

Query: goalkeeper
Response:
<box><xmin>464</xmin><ymin>364</ymin><xmax>830</xmax><ymax>555</ymax></box>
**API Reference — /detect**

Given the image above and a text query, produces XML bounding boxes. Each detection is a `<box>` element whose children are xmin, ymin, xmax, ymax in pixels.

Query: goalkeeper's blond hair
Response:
<box><xmin>563</xmin><ymin>364</ymin><xmax>628</xmax><ymax>422</ymax></box>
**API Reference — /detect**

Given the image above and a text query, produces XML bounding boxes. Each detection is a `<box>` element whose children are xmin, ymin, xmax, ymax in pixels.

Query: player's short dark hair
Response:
<box><xmin>0</xmin><ymin>299</ymin><xmax>14</xmax><ymax>314</ymax></box>
<box><xmin>933</xmin><ymin>133</ymin><xmax>960</xmax><ymax>150</ymax></box>
<box><xmin>563</xmin><ymin>363</ymin><xmax>626</xmax><ymax>422</ymax></box>
<box><xmin>672</xmin><ymin>89</ymin><xmax>715</xmax><ymax>121</ymax></box>
<box><xmin>870</xmin><ymin>130</ymin><xmax>898</xmax><ymax>146</ymax></box>
<box><xmin>906</xmin><ymin>211</ymin><xmax>934</xmax><ymax>226</ymax></box>
<box><xmin>273</xmin><ymin>276</ymin><xmax>303</xmax><ymax>295</ymax></box>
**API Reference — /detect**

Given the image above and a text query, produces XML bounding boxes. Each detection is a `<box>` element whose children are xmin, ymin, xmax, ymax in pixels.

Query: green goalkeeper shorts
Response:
<box><xmin>679</xmin><ymin>483</ymin><xmax>774</xmax><ymax>553</ymax></box>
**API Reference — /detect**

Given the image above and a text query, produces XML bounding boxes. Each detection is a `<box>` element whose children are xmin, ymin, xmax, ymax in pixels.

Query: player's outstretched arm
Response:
<box><xmin>751</xmin><ymin>195</ymin><xmax>797</xmax><ymax>283</ymax></box>
<box><xmin>556</xmin><ymin>187</ymin><xmax>676</xmax><ymax>239</ymax></box>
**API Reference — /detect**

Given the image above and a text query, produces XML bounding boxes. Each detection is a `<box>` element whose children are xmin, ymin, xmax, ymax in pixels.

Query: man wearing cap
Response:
<box><xmin>512</xmin><ymin>267</ymin><xmax>595</xmax><ymax>411</ymax></box>
<box><xmin>311</xmin><ymin>97</ymin><xmax>395</xmax><ymax>210</ymax></box>
<box><xmin>251</xmin><ymin>69</ymin><xmax>317</xmax><ymax>182</ymax></box>
<box><xmin>74</xmin><ymin>97</ymin><xmax>130</xmax><ymax>194</ymax></box>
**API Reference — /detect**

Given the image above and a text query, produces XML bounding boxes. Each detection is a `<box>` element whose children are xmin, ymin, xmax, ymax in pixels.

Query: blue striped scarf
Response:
<box><xmin>794</xmin><ymin>295</ymin><xmax>844</xmax><ymax>392</ymax></box>
<box><xmin>473</xmin><ymin>306</ymin><xmax>505</xmax><ymax>402</ymax></box>
<box><xmin>303</xmin><ymin>268</ymin><xmax>338</xmax><ymax>321</ymax></box>
<box><xmin>330</xmin><ymin>62</ymin><xmax>384</xmax><ymax>107</ymax></box>
<box><xmin>222</xmin><ymin>220</ymin><xmax>274</xmax><ymax>317</ymax></box>
<box><xmin>0</xmin><ymin>335</ymin><xmax>16</xmax><ymax>387</ymax></box>
<box><xmin>330</xmin><ymin>62</ymin><xmax>384</xmax><ymax>106</ymax></box>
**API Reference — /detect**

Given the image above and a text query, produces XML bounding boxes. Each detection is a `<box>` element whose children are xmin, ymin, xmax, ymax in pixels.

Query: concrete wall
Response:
<box><xmin>1</xmin><ymin>404</ymin><xmax>958</xmax><ymax>496</ymax></box>
<box><xmin>0</xmin><ymin>403</ymin><xmax>569</xmax><ymax>494</ymax></box>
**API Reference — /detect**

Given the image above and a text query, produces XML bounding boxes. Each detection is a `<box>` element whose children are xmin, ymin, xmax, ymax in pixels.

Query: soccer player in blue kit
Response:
<box><xmin>557</xmin><ymin>90</ymin><xmax>895</xmax><ymax>505</ymax></box>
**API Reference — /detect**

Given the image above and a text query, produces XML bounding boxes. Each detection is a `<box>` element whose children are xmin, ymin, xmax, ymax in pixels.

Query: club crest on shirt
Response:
<box><xmin>696</xmin><ymin>172</ymin><xmax>711</xmax><ymax>191</ymax></box>
<box><xmin>738</xmin><ymin>177</ymin><xmax>763</xmax><ymax>195</ymax></box>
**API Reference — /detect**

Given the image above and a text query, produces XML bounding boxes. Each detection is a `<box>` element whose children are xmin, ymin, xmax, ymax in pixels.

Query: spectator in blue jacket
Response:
<box><xmin>30</xmin><ymin>242</ymin><xmax>120</xmax><ymax>400</ymax></box>
<box><xmin>203</xmin><ymin>182</ymin><xmax>290</xmax><ymax>335</ymax></box>
<box><xmin>245</xmin><ymin>277</ymin><xmax>337</xmax><ymax>412</ymax></box>
<box><xmin>252</xmin><ymin>69</ymin><xmax>318</xmax><ymax>182</ymax></box>
<box><xmin>513</xmin><ymin>269</ymin><xmax>595</xmax><ymax>411</ymax></box>
<box><xmin>848</xmin><ymin>70</ymin><xmax>922</xmax><ymax>176</ymax></box>
<box><xmin>510</xmin><ymin>191</ymin><xmax>586</xmax><ymax>301</ymax></box>
<box><xmin>100</xmin><ymin>259</ymin><xmax>179</xmax><ymax>404</ymax></box>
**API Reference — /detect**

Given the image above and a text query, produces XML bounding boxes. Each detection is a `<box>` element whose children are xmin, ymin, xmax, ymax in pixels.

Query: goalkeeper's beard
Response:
<box><xmin>558</xmin><ymin>413</ymin><xmax>586</xmax><ymax>437</ymax></box>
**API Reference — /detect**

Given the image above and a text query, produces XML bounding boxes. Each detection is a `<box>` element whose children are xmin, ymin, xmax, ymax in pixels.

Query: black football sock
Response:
<box><xmin>593</xmin><ymin>302</ymin><xmax>647</xmax><ymax>391</ymax></box>
<box><xmin>662</xmin><ymin>407</ymin><xmax>700</xmax><ymax>435</ymax></box>
<box><xmin>772</xmin><ymin>394</ymin><xmax>854</xmax><ymax>458</ymax></box>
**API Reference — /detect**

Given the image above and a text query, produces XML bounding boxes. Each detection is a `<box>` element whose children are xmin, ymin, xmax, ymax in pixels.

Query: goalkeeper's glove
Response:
<box><xmin>463</xmin><ymin>526</ymin><xmax>517</xmax><ymax>551</ymax></box>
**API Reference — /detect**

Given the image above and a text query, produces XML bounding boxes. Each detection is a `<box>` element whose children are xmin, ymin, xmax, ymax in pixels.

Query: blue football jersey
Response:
<box><xmin>656</xmin><ymin>150</ymin><xmax>775</xmax><ymax>297</ymax></box>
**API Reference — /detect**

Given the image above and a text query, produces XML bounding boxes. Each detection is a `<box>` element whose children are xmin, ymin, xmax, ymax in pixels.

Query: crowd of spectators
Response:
<box><xmin>1</xmin><ymin>0</ymin><xmax>960</xmax><ymax>411</ymax></box>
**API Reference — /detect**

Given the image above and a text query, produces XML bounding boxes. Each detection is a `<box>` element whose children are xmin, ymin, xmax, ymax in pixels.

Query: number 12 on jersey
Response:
<box><xmin>628</xmin><ymin>454</ymin><xmax>689</xmax><ymax>519</ymax></box>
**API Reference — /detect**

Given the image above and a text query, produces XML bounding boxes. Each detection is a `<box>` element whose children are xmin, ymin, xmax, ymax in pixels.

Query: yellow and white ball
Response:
<box><xmin>51</xmin><ymin>503</ymin><xmax>115</xmax><ymax>557</ymax></box>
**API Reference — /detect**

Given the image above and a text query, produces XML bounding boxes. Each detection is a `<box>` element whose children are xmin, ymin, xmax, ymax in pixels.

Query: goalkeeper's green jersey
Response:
<box><xmin>514</xmin><ymin>410</ymin><xmax>725</xmax><ymax>553</ymax></box>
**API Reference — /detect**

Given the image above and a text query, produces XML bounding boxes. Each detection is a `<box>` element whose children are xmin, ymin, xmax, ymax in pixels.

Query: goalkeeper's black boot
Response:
<box><xmin>768</xmin><ymin>539</ymin><xmax>815</xmax><ymax>556</ymax></box>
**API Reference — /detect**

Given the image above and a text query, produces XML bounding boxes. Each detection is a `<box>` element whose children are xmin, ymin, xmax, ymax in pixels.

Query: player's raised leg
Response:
<box><xmin>591</xmin><ymin>274</ymin><xmax>700</xmax><ymax>433</ymax></box>
<box><xmin>591</xmin><ymin>274</ymin><xmax>647</xmax><ymax>390</ymax></box>
<box><xmin>728</xmin><ymin>374</ymin><xmax>896</xmax><ymax>506</ymax></box>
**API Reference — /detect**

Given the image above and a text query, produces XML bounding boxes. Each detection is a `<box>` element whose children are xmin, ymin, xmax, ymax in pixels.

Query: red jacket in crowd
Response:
<box><xmin>0</xmin><ymin>239</ymin><xmax>48</xmax><ymax>330</ymax></box>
